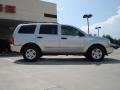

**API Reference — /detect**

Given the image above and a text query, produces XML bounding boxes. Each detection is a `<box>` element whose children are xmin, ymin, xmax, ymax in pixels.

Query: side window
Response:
<box><xmin>61</xmin><ymin>25</ymin><xmax>85</xmax><ymax>36</ymax></box>
<box><xmin>18</xmin><ymin>25</ymin><xmax>36</xmax><ymax>34</ymax></box>
<box><xmin>61</xmin><ymin>25</ymin><xmax>80</xmax><ymax>36</ymax></box>
<box><xmin>39</xmin><ymin>25</ymin><xmax>58</xmax><ymax>35</ymax></box>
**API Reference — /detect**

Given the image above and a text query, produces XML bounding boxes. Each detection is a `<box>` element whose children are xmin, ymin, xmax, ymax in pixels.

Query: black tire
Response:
<box><xmin>22</xmin><ymin>46</ymin><xmax>40</xmax><ymax>62</ymax></box>
<box><xmin>87</xmin><ymin>46</ymin><xmax>105</xmax><ymax>62</ymax></box>
<box><xmin>84</xmin><ymin>54</ymin><xmax>90</xmax><ymax>60</ymax></box>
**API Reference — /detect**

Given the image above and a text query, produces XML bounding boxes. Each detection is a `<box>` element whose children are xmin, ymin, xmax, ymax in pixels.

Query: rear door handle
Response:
<box><xmin>61</xmin><ymin>37</ymin><xmax>67</xmax><ymax>39</ymax></box>
<box><xmin>37</xmin><ymin>36</ymin><xmax>43</xmax><ymax>39</ymax></box>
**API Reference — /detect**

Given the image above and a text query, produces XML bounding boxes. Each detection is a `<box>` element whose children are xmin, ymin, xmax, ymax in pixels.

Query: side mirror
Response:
<box><xmin>79</xmin><ymin>32</ymin><xmax>85</xmax><ymax>37</ymax></box>
<box><xmin>88</xmin><ymin>34</ymin><xmax>92</xmax><ymax>36</ymax></box>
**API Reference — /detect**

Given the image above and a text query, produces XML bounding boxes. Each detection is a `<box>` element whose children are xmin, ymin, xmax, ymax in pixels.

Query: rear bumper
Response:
<box><xmin>11</xmin><ymin>44</ymin><xmax>21</xmax><ymax>52</ymax></box>
<box><xmin>106</xmin><ymin>47</ymin><xmax>113</xmax><ymax>54</ymax></box>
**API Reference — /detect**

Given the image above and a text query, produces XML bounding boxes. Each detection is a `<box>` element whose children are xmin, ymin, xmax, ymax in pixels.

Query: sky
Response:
<box><xmin>42</xmin><ymin>0</ymin><xmax>120</xmax><ymax>39</ymax></box>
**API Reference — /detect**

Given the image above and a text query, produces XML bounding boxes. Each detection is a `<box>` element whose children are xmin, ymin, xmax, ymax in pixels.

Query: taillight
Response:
<box><xmin>12</xmin><ymin>36</ymin><xmax>14</xmax><ymax>45</ymax></box>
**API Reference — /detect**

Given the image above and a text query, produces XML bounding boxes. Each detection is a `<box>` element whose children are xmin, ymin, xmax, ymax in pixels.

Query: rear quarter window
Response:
<box><xmin>18</xmin><ymin>25</ymin><xmax>36</xmax><ymax>34</ymax></box>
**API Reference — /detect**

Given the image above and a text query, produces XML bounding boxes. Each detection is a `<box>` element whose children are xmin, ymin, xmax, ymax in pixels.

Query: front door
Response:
<box><xmin>60</xmin><ymin>25</ymin><xmax>85</xmax><ymax>53</ymax></box>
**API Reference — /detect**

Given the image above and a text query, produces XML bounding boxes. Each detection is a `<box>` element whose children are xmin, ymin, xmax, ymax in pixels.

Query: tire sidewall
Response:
<box><xmin>23</xmin><ymin>46</ymin><xmax>39</xmax><ymax>62</ymax></box>
<box><xmin>88</xmin><ymin>46</ymin><xmax>105</xmax><ymax>62</ymax></box>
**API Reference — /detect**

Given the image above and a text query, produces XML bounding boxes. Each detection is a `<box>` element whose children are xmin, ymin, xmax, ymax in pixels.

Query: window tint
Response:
<box><xmin>61</xmin><ymin>25</ymin><xmax>79</xmax><ymax>36</ymax></box>
<box><xmin>79</xmin><ymin>31</ymin><xmax>85</xmax><ymax>36</ymax></box>
<box><xmin>61</xmin><ymin>25</ymin><xmax>84</xmax><ymax>36</ymax></box>
<box><xmin>40</xmin><ymin>25</ymin><xmax>57</xmax><ymax>35</ymax></box>
<box><xmin>18</xmin><ymin>25</ymin><xmax>36</xmax><ymax>34</ymax></box>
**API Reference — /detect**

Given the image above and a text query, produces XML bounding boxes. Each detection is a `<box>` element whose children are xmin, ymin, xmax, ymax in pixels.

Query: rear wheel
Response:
<box><xmin>87</xmin><ymin>46</ymin><xmax>105</xmax><ymax>62</ymax></box>
<box><xmin>22</xmin><ymin>46</ymin><xmax>40</xmax><ymax>62</ymax></box>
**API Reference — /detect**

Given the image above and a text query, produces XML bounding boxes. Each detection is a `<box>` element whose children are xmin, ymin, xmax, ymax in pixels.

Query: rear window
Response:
<box><xmin>39</xmin><ymin>25</ymin><xmax>58</xmax><ymax>35</ymax></box>
<box><xmin>18</xmin><ymin>25</ymin><xmax>36</xmax><ymax>34</ymax></box>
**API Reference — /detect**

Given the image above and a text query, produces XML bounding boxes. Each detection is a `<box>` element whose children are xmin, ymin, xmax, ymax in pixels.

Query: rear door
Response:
<box><xmin>36</xmin><ymin>24</ymin><xmax>60</xmax><ymax>53</ymax></box>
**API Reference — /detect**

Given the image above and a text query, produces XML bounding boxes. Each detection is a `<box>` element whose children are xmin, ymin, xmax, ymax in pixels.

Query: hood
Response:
<box><xmin>86</xmin><ymin>35</ymin><xmax>109</xmax><ymax>42</ymax></box>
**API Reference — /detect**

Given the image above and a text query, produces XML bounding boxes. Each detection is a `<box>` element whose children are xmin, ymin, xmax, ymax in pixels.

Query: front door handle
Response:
<box><xmin>61</xmin><ymin>37</ymin><xmax>67</xmax><ymax>39</ymax></box>
<box><xmin>37</xmin><ymin>36</ymin><xmax>43</xmax><ymax>39</ymax></box>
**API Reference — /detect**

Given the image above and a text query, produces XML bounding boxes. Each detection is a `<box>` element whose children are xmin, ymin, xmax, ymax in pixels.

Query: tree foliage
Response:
<box><xmin>103</xmin><ymin>35</ymin><xmax>120</xmax><ymax>45</ymax></box>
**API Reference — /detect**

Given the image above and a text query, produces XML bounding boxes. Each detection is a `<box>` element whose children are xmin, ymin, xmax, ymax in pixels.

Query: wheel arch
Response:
<box><xmin>86</xmin><ymin>44</ymin><xmax>107</xmax><ymax>55</ymax></box>
<box><xmin>20</xmin><ymin>43</ymin><xmax>41</xmax><ymax>54</ymax></box>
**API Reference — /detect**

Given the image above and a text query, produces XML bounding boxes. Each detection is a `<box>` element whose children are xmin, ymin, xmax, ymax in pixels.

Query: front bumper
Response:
<box><xmin>106</xmin><ymin>47</ymin><xmax>114</xmax><ymax>54</ymax></box>
<box><xmin>110</xmin><ymin>43</ymin><xmax>120</xmax><ymax>49</ymax></box>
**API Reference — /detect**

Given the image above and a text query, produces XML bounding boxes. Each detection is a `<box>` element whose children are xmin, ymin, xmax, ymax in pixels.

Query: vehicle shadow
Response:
<box><xmin>14</xmin><ymin>57</ymin><xmax>120</xmax><ymax>66</ymax></box>
<box><xmin>0</xmin><ymin>52</ymin><xmax>21</xmax><ymax>57</ymax></box>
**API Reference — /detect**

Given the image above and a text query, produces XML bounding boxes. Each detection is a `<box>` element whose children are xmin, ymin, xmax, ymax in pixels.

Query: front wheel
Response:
<box><xmin>87</xmin><ymin>46</ymin><xmax>105</xmax><ymax>62</ymax></box>
<box><xmin>22</xmin><ymin>46</ymin><xmax>40</xmax><ymax>62</ymax></box>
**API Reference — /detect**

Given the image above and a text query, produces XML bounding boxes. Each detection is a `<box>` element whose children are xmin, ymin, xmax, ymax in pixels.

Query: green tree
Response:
<box><xmin>102</xmin><ymin>35</ymin><xmax>120</xmax><ymax>45</ymax></box>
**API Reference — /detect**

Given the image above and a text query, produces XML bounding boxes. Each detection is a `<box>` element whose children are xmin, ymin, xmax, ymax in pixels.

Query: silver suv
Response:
<box><xmin>11</xmin><ymin>23</ymin><xmax>113</xmax><ymax>62</ymax></box>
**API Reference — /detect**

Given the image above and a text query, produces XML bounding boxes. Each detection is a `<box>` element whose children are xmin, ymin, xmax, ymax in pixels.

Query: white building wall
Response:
<box><xmin>0</xmin><ymin>0</ymin><xmax>57</xmax><ymax>22</ymax></box>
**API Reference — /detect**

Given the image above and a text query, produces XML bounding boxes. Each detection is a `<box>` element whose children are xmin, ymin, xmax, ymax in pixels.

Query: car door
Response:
<box><xmin>36</xmin><ymin>24</ymin><xmax>60</xmax><ymax>53</ymax></box>
<box><xmin>60</xmin><ymin>25</ymin><xmax>85</xmax><ymax>53</ymax></box>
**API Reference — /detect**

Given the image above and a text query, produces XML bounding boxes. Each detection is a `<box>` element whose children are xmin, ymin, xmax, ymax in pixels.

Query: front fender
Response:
<box><xmin>83</xmin><ymin>38</ymin><xmax>108</xmax><ymax>53</ymax></box>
